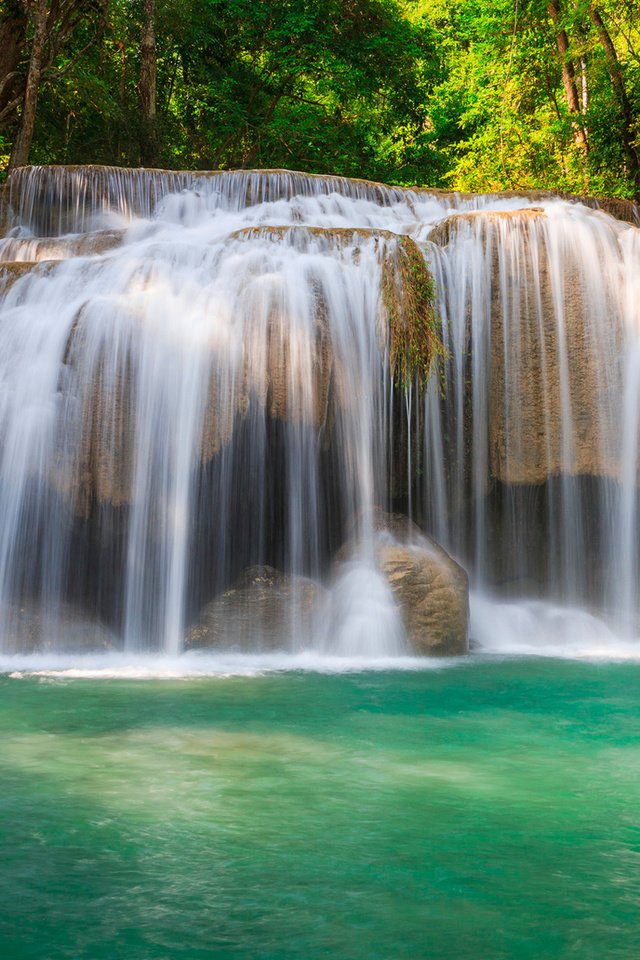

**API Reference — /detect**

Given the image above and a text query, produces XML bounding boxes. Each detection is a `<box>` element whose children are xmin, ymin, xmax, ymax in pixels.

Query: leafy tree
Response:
<box><xmin>1</xmin><ymin>0</ymin><xmax>639</xmax><ymax>196</ymax></box>
<box><xmin>0</xmin><ymin>0</ymin><xmax>108</xmax><ymax>170</ymax></box>
<box><xmin>417</xmin><ymin>0</ymin><xmax>640</xmax><ymax>196</ymax></box>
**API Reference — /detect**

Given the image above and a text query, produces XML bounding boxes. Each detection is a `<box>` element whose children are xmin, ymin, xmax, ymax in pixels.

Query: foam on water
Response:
<box><xmin>1</xmin><ymin>650</ymin><xmax>449</xmax><ymax>679</ymax></box>
<box><xmin>470</xmin><ymin>593</ymin><xmax>640</xmax><ymax>660</ymax></box>
<box><xmin>3</xmin><ymin>591</ymin><xmax>640</xmax><ymax>676</ymax></box>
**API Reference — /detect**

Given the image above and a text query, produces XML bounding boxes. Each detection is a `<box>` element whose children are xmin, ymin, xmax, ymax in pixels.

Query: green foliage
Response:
<box><xmin>416</xmin><ymin>0</ymin><xmax>640</xmax><ymax>197</ymax></box>
<box><xmin>23</xmin><ymin>0</ymin><xmax>443</xmax><ymax>180</ymax></box>
<box><xmin>2</xmin><ymin>0</ymin><xmax>640</xmax><ymax>196</ymax></box>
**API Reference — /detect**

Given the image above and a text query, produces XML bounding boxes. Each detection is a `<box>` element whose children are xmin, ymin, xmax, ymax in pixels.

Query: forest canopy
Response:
<box><xmin>0</xmin><ymin>0</ymin><xmax>638</xmax><ymax>197</ymax></box>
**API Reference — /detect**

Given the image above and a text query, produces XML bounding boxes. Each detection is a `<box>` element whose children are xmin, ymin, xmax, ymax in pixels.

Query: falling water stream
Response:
<box><xmin>0</xmin><ymin>165</ymin><xmax>639</xmax><ymax>662</ymax></box>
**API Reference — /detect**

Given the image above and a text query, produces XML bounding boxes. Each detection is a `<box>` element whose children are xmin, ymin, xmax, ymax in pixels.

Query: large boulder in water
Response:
<box><xmin>185</xmin><ymin>565</ymin><xmax>325</xmax><ymax>651</ymax></box>
<box><xmin>2</xmin><ymin>603</ymin><xmax>118</xmax><ymax>654</ymax></box>
<box><xmin>338</xmin><ymin>511</ymin><xmax>469</xmax><ymax>656</ymax></box>
<box><xmin>377</xmin><ymin>540</ymin><xmax>468</xmax><ymax>656</ymax></box>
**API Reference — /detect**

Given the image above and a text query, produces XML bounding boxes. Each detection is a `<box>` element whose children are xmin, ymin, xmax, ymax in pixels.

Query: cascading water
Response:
<box><xmin>0</xmin><ymin>164</ymin><xmax>639</xmax><ymax>660</ymax></box>
<box><xmin>423</xmin><ymin>205</ymin><xmax>640</xmax><ymax>647</ymax></box>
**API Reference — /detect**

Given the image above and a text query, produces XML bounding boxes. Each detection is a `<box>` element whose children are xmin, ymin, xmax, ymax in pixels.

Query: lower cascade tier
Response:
<box><xmin>0</xmin><ymin>165</ymin><xmax>639</xmax><ymax>653</ymax></box>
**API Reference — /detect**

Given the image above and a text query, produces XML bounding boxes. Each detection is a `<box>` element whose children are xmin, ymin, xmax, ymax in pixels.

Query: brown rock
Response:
<box><xmin>427</xmin><ymin>208</ymin><xmax>546</xmax><ymax>246</ymax></box>
<box><xmin>52</xmin><ymin>224</ymin><xmax>442</xmax><ymax>515</ymax></box>
<box><xmin>185</xmin><ymin>565</ymin><xmax>325</xmax><ymax>651</ymax></box>
<box><xmin>456</xmin><ymin>191</ymin><xmax>639</xmax><ymax>225</ymax></box>
<box><xmin>0</xmin><ymin>230</ymin><xmax>124</xmax><ymax>262</ymax></box>
<box><xmin>2</xmin><ymin>603</ymin><xmax>118</xmax><ymax>653</ymax></box>
<box><xmin>429</xmin><ymin>208</ymin><xmax>626</xmax><ymax>484</ymax></box>
<box><xmin>339</xmin><ymin>511</ymin><xmax>469</xmax><ymax>656</ymax></box>
<box><xmin>53</xmin><ymin>312</ymin><xmax>136</xmax><ymax>517</ymax></box>
<box><xmin>0</xmin><ymin>187</ymin><xmax>9</xmax><ymax>236</ymax></box>
<box><xmin>0</xmin><ymin>260</ymin><xmax>39</xmax><ymax>295</ymax></box>
<box><xmin>378</xmin><ymin>541</ymin><xmax>469</xmax><ymax>656</ymax></box>
<box><xmin>591</xmin><ymin>197</ymin><xmax>639</xmax><ymax>225</ymax></box>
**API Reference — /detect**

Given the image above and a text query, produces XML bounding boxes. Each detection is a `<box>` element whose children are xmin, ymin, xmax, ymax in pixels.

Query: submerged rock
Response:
<box><xmin>185</xmin><ymin>565</ymin><xmax>325</xmax><ymax>651</ymax></box>
<box><xmin>338</xmin><ymin>511</ymin><xmax>469</xmax><ymax>656</ymax></box>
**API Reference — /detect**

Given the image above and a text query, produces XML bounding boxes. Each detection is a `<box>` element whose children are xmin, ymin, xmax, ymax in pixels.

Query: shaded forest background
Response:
<box><xmin>0</xmin><ymin>0</ymin><xmax>638</xmax><ymax>196</ymax></box>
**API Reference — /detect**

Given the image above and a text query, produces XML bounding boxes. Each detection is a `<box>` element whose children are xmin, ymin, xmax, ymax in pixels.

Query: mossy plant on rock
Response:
<box><xmin>230</xmin><ymin>224</ymin><xmax>445</xmax><ymax>392</ymax></box>
<box><xmin>381</xmin><ymin>235</ymin><xmax>443</xmax><ymax>390</ymax></box>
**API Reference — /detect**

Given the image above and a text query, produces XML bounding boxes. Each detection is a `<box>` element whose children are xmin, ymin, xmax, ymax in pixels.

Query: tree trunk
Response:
<box><xmin>590</xmin><ymin>5</ymin><xmax>640</xmax><ymax>194</ymax></box>
<box><xmin>139</xmin><ymin>0</ymin><xmax>159</xmax><ymax>166</ymax></box>
<box><xmin>0</xmin><ymin>1</ymin><xmax>28</xmax><ymax>128</ymax></box>
<box><xmin>8</xmin><ymin>0</ymin><xmax>49</xmax><ymax>170</ymax></box>
<box><xmin>547</xmin><ymin>1</ymin><xmax>589</xmax><ymax>153</ymax></box>
<box><xmin>580</xmin><ymin>55</ymin><xmax>588</xmax><ymax>113</ymax></box>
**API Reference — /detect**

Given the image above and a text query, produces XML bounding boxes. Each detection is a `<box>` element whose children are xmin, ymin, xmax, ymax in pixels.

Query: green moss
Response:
<box><xmin>382</xmin><ymin>236</ymin><xmax>444</xmax><ymax>390</ymax></box>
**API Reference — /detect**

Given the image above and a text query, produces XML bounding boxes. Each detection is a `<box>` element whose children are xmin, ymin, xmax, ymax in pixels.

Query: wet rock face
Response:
<box><xmin>0</xmin><ymin>230</ymin><xmax>124</xmax><ymax>262</ymax></box>
<box><xmin>593</xmin><ymin>197</ymin><xmax>640</xmax><ymax>225</ymax></box>
<box><xmin>429</xmin><ymin>208</ymin><xmax>626</xmax><ymax>485</ymax></box>
<box><xmin>0</xmin><ymin>190</ymin><xmax>9</xmax><ymax>236</ymax></box>
<box><xmin>0</xmin><ymin>260</ymin><xmax>41</xmax><ymax>294</ymax></box>
<box><xmin>487</xmin><ymin>215</ymin><xmax>623</xmax><ymax>485</ymax></box>
<box><xmin>339</xmin><ymin>511</ymin><xmax>469</xmax><ymax>656</ymax></box>
<box><xmin>185</xmin><ymin>565</ymin><xmax>324</xmax><ymax>651</ymax></box>
<box><xmin>427</xmin><ymin>208</ymin><xmax>546</xmax><ymax>246</ymax></box>
<box><xmin>32</xmin><ymin>225</ymin><xmax>440</xmax><ymax>518</ymax></box>
<box><xmin>429</xmin><ymin>191</ymin><xmax>639</xmax><ymax>225</ymax></box>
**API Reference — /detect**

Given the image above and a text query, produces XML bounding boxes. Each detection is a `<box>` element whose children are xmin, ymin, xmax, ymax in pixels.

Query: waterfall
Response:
<box><xmin>424</xmin><ymin>205</ymin><xmax>640</xmax><ymax>638</ymax></box>
<box><xmin>0</xmin><ymin>165</ymin><xmax>638</xmax><ymax>656</ymax></box>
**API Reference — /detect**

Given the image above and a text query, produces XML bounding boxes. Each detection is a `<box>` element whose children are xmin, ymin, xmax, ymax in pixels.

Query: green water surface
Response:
<box><xmin>1</xmin><ymin>659</ymin><xmax>639</xmax><ymax>959</ymax></box>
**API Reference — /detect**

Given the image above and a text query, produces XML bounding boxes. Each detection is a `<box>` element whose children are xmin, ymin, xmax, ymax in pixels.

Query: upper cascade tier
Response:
<box><xmin>3</xmin><ymin>164</ymin><xmax>638</xmax><ymax>236</ymax></box>
<box><xmin>4</xmin><ymin>165</ymin><xmax>434</xmax><ymax>236</ymax></box>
